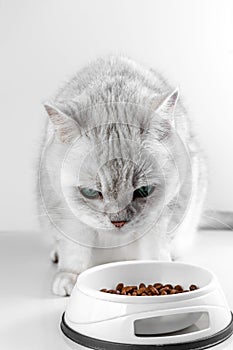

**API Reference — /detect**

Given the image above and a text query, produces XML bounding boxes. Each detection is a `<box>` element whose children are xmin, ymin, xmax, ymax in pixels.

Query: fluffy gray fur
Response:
<box><xmin>38</xmin><ymin>56</ymin><xmax>207</xmax><ymax>296</ymax></box>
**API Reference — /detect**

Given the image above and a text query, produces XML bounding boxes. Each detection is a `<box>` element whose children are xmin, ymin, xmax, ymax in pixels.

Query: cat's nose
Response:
<box><xmin>111</xmin><ymin>220</ymin><xmax>126</xmax><ymax>228</ymax></box>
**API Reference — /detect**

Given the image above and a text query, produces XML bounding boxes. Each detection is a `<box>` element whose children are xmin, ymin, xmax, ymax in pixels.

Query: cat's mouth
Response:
<box><xmin>111</xmin><ymin>220</ymin><xmax>129</xmax><ymax>228</ymax></box>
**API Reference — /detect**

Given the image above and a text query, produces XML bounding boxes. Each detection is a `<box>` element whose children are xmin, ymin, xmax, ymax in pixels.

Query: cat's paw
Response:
<box><xmin>50</xmin><ymin>250</ymin><xmax>59</xmax><ymax>264</ymax></box>
<box><xmin>52</xmin><ymin>271</ymin><xmax>78</xmax><ymax>296</ymax></box>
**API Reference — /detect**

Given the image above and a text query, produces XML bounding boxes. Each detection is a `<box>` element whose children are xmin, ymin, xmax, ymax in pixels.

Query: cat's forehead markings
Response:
<box><xmin>95</xmin><ymin>174</ymin><xmax>102</xmax><ymax>191</ymax></box>
<box><xmin>86</xmin><ymin>122</ymin><xmax>137</xmax><ymax>142</ymax></box>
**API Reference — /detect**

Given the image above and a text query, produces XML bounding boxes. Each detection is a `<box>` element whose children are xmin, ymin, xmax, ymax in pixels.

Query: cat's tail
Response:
<box><xmin>199</xmin><ymin>210</ymin><xmax>233</xmax><ymax>230</ymax></box>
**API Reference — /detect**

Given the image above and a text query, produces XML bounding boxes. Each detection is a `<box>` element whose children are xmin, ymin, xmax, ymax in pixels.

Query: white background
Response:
<box><xmin>1</xmin><ymin>0</ymin><xmax>233</xmax><ymax>231</ymax></box>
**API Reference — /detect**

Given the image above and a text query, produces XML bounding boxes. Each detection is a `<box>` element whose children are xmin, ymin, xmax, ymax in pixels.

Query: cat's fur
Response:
<box><xmin>38</xmin><ymin>56</ymin><xmax>207</xmax><ymax>296</ymax></box>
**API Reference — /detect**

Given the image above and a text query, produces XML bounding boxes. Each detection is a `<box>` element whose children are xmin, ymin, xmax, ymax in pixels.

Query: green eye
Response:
<box><xmin>133</xmin><ymin>185</ymin><xmax>155</xmax><ymax>200</ymax></box>
<box><xmin>79</xmin><ymin>187</ymin><xmax>102</xmax><ymax>199</ymax></box>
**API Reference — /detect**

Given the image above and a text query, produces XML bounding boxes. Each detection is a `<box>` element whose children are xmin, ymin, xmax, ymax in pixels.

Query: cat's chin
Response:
<box><xmin>80</xmin><ymin>217</ymin><xmax>133</xmax><ymax>231</ymax></box>
<box><xmin>105</xmin><ymin>221</ymin><xmax>144</xmax><ymax>233</ymax></box>
<box><xmin>81</xmin><ymin>219</ymin><xmax>133</xmax><ymax>232</ymax></box>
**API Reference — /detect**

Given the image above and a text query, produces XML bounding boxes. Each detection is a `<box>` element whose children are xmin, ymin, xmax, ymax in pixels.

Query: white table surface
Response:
<box><xmin>0</xmin><ymin>230</ymin><xmax>233</xmax><ymax>350</ymax></box>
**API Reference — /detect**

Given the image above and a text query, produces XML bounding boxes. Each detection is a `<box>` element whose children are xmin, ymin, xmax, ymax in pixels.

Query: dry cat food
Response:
<box><xmin>100</xmin><ymin>282</ymin><xmax>199</xmax><ymax>296</ymax></box>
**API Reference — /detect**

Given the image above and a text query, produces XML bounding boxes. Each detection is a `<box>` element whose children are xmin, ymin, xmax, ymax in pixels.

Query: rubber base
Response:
<box><xmin>61</xmin><ymin>312</ymin><xmax>233</xmax><ymax>350</ymax></box>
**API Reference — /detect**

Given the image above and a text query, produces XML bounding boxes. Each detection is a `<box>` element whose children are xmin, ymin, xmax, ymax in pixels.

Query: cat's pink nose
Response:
<box><xmin>111</xmin><ymin>221</ymin><xmax>126</xmax><ymax>228</ymax></box>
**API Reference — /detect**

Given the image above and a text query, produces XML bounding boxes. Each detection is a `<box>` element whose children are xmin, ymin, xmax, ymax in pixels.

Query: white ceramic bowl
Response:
<box><xmin>77</xmin><ymin>260</ymin><xmax>213</xmax><ymax>301</ymax></box>
<box><xmin>63</xmin><ymin>261</ymin><xmax>232</xmax><ymax>346</ymax></box>
<box><xmin>74</xmin><ymin>260</ymin><xmax>213</xmax><ymax>334</ymax></box>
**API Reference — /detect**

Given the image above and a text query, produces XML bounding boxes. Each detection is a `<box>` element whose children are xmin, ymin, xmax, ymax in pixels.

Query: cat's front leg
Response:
<box><xmin>52</xmin><ymin>238</ymin><xmax>92</xmax><ymax>297</ymax></box>
<box><xmin>157</xmin><ymin>245</ymin><xmax>172</xmax><ymax>261</ymax></box>
<box><xmin>134</xmin><ymin>228</ymin><xmax>172</xmax><ymax>261</ymax></box>
<box><xmin>52</xmin><ymin>270</ymin><xmax>78</xmax><ymax>296</ymax></box>
<box><xmin>137</xmin><ymin>215</ymin><xmax>172</xmax><ymax>261</ymax></box>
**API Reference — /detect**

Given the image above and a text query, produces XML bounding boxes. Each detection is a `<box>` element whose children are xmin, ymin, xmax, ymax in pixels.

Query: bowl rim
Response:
<box><xmin>76</xmin><ymin>260</ymin><xmax>216</xmax><ymax>304</ymax></box>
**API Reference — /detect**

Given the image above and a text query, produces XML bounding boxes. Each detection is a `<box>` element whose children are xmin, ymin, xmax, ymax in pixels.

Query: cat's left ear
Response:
<box><xmin>156</xmin><ymin>88</ymin><xmax>179</xmax><ymax>122</ymax></box>
<box><xmin>44</xmin><ymin>104</ymin><xmax>80</xmax><ymax>143</ymax></box>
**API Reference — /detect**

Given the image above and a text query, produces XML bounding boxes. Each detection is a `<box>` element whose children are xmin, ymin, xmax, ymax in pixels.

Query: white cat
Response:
<box><xmin>38</xmin><ymin>56</ymin><xmax>207</xmax><ymax>296</ymax></box>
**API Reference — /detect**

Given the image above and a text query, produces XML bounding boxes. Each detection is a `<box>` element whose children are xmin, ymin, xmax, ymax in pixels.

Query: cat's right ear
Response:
<box><xmin>44</xmin><ymin>104</ymin><xmax>80</xmax><ymax>143</ymax></box>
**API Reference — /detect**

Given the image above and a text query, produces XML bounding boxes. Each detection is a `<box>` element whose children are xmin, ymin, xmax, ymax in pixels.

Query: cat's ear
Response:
<box><xmin>156</xmin><ymin>88</ymin><xmax>179</xmax><ymax>122</ymax></box>
<box><xmin>148</xmin><ymin>88</ymin><xmax>179</xmax><ymax>141</ymax></box>
<box><xmin>44</xmin><ymin>104</ymin><xmax>80</xmax><ymax>143</ymax></box>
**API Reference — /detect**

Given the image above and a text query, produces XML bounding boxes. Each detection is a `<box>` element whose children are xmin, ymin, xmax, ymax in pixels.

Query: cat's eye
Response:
<box><xmin>133</xmin><ymin>185</ymin><xmax>155</xmax><ymax>200</ymax></box>
<box><xmin>79</xmin><ymin>187</ymin><xmax>102</xmax><ymax>200</ymax></box>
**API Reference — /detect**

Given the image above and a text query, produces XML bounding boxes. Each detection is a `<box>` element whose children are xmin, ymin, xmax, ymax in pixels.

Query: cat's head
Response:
<box><xmin>44</xmin><ymin>90</ymin><xmax>185</xmax><ymax>236</ymax></box>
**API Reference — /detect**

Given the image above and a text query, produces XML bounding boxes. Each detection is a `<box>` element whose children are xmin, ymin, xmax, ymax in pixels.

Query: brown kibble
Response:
<box><xmin>148</xmin><ymin>285</ymin><xmax>159</xmax><ymax>295</ymax></box>
<box><xmin>189</xmin><ymin>284</ymin><xmax>198</xmax><ymax>291</ymax></box>
<box><xmin>121</xmin><ymin>287</ymin><xmax>128</xmax><ymax>294</ymax></box>
<box><xmin>100</xmin><ymin>281</ymin><xmax>198</xmax><ymax>296</ymax></box>
<box><xmin>160</xmin><ymin>286</ymin><xmax>170</xmax><ymax>293</ymax></box>
<box><xmin>137</xmin><ymin>287</ymin><xmax>146</xmax><ymax>295</ymax></box>
<box><xmin>175</xmin><ymin>285</ymin><xmax>184</xmax><ymax>292</ymax></box>
<box><xmin>125</xmin><ymin>286</ymin><xmax>137</xmax><ymax>293</ymax></box>
<box><xmin>116</xmin><ymin>283</ymin><xmax>124</xmax><ymax>291</ymax></box>
<box><xmin>170</xmin><ymin>289</ymin><xmax>178</xmax><ymax>294</ymax></box>
<box><xmin>132</xmin><ymin>285</ymin><xmax>138</xmax><ymax>291</ymax></box>
<box><xmin>153</xmin><ymin>283</ymin><xmax>163</xmax><ymax>290</ymax></box>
